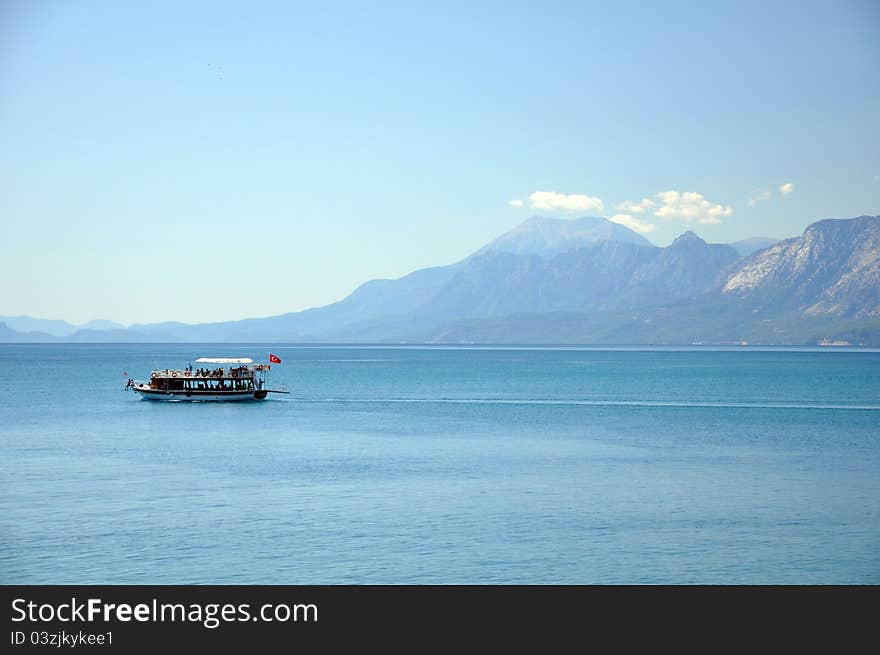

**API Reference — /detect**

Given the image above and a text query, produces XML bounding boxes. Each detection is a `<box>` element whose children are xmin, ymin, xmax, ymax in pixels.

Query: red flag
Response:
<box><xmin>269</xmin><ymin>353</ymin><xmax>281</xmax><ymax>364</ymax></box>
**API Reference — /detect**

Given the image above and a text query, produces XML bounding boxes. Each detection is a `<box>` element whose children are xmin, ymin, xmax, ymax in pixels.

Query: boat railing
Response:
<box><xmin>150</xmin><ymin>367</ymin><xmax>264</xmax><ymax>379</ymax></box>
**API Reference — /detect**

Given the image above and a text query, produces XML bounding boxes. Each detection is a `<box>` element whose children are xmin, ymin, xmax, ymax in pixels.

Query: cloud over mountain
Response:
<box><xmin>653</xmin><ymin>190</ymin><xmax>733</xmax><ymax>224</ymax></box>
<box><xmin>527</xmin><ymin>191</ymin><xmax>604</xmax><ymax>212</ymax></box>
<box><xmin>615</xmin><ymin>198</ymin><xmax>655</xmax><ymax>213</ymax></box>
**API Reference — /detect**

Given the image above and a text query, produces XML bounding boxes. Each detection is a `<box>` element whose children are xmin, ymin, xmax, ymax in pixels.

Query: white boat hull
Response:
<box><xmin>133</xmin><ymin>385</ymin><xmax>267</xmax><ymax>402</ymax></box>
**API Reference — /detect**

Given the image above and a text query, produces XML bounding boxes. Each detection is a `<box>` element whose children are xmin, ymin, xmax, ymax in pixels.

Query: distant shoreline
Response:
<box><xmin>2</xmin><ymin>342</ymin><xmax>879</xmax><ymax>352</ymax></box>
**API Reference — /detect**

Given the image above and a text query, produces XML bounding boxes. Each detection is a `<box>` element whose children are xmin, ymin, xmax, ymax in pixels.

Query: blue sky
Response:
<box><xmin>1</xmin><ymin>0</ymin><xmax>878</xmax><ymax>324</ymax></box>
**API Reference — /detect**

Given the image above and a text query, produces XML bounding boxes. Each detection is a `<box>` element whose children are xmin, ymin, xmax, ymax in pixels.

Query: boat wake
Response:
<box><xmin>297</xmin><ymin>398</ymin><xmax>880</xmax><ymax>410</ymax></box>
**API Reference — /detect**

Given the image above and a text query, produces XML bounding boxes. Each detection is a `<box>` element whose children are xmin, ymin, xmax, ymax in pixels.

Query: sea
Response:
<box><xmin>1</xmin><ymin>344</ymin><xmax>878</xmax><ymax>584</ymax></box>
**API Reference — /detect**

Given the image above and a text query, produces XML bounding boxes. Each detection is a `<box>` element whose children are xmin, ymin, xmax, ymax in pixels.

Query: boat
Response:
<box><xmin>126</xmin><ymin>357</ymin><xmax>288</xmax><ymax>402</ymax></box>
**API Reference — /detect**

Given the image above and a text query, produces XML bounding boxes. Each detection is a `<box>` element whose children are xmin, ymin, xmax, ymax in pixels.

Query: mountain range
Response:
<box><xmin>3</xmin><ymin>215</ymin><xmax>879</xmax><ymax>345</ymax></box>
<box><xmin>0</xmin><ymin>316</ymin><xmax>126</xmax><ymax>337</ymax></box>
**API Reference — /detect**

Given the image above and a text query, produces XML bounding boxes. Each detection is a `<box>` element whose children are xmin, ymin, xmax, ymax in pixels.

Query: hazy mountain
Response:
<box><xmin>270</xmin><ymin>216</ymin><xmax>654</xmax><ymax>338</ymax></box>
<box><xmin>80</xmin><ymin>319</ymin><xmax>126</xmax><ymax>331</ymax></box>
<box><xmin>0</xmin><ymin>316</ymin><xmax>75</xmax><ymax>337</ymax></box>
<box><xmin>3</xmin><ymin>215</ymin><xmax>878</xmax><ymax>345</ymax></box>
<box><xmin>411</xmin><ymin>216</ymin><xmax>880</xmax><ymax>345</ymax></box>
<box><xmin>0</xmin><ymin>316</ymin><xmax>125</xmax><ymax>337</ymax></box>
<box><xmin>313</xmin><ymin>231</ymin><xmax>741</xmax><ymax>341</ymax></box>
<box><xmin>0</xmin><ymin>322</ymin><xmax>55</xmax><ymax>342</ymax></box>
<box><xmin>617</xmin><ymin>231</ymin><xmax>740</xmax><ymax>308</ymax></box>
<box><xmin>722</xmin><ymin>216</ymin><xmax>880</xmax><ymax>318</ymax></box>
<box><xmin>129</xmin><ymin>264</ymin><xmax>466</xmax><ymax>343</ymax></box>
<box><xmin>729</xmin><ymin>237</ymin><xmax>780</xmax><ymax>257</ymax></box>
<box><xmin>60</xmin><ymin>215</ymin><xmax>652</xmax><ymax>342</ymax></box>
<box><xmin>413</xmin><ymin>300</ymin><xmax>880</xmax><ymax>346</ymax></box>
<box><xmin>471</xmin><ymin>216</ymin><xmax>653</xmax><ymax>259</ymax></box>
<box><xmin>406</xmin><ymin>232</ymin><xmax>736</xmax><ymax>320</ymax></box>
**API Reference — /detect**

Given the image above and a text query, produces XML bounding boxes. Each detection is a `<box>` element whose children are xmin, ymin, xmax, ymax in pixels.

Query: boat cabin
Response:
<box><xmin>147</xmin><ymin>358</ymin><xmax>270</xmax><ymax>393</ymax></box>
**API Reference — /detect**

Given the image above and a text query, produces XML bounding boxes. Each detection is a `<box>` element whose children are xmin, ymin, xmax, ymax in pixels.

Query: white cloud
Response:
<box><xmin>779</xmin><ymin>182</ymin><xmax>794</xmax><ymax>196</ymax></box>
<box><xmin>653</xmin><ymin>190</ymin><xmax>732</xmax><ymax>224</ymax></box>
<box><xmin>528</xmin><ymin>190</ymin><xmax>604</xmax><ymax>212</ymax></box>
<box><xmin>610</xmin><ymin>213</ymin><xmax>656</xmax><ymax>234</ymax></box>
<box><xmin>747</xmin><ymin>190</ymin><xmax>771</xmax><ymax>207</ymax></box>
<box><xmin>508</xmin><ymin>198</ymin><xmax>524</xmax><ymax>207</ymax></box>
<box><xmin>615</xmin><ymin>198</ymin><xmax>656</xmax><ymax>214</ymax></box>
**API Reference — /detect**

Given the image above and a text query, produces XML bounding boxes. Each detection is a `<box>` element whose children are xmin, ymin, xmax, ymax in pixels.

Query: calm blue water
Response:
<box><xmin>1</xmin><ymin>344</ymin><xmax>878</xmax><ymax>584</ymax></box>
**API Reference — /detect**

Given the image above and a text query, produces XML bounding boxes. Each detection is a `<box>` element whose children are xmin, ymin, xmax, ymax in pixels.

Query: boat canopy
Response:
<box><xmin>195</xmin><ymin>357</ymin><xmax>254</xmax><ymax>364</ymax></box>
